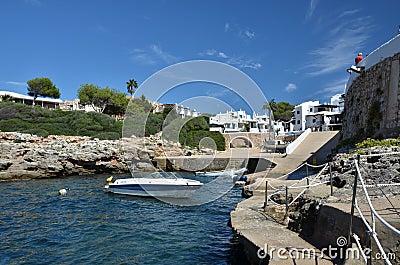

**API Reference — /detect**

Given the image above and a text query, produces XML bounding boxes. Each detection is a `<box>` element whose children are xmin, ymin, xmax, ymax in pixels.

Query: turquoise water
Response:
<box><xmin>0</xmin><ymin>174</ymin><xmax>247</xmax><ymax>265</ymax></box>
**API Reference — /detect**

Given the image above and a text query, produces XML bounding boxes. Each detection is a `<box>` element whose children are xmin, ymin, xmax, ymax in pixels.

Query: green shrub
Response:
<box><xmin>355</xmin><ymin>137</ymin><xmax>400</xmax><ymax>149</ymax></box>
<box><xmin>0</xmin><ymin>101</ymin><xmax>122</xmax><ymax>139</ymax></box>
<box><xmin>181</xmin><ymin>130</ymin><xmax>225</xmax><ymax>151</ymax></box>
<box><xmin>22</xmin><ymin>128</ymin><xmax>50</xmax><ymax>137</ymax></box>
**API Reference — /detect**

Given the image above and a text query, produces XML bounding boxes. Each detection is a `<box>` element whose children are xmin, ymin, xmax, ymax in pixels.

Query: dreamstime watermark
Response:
<box><xmin>257</xmin><ymin>236</ymin><xmax>397</xmax><ymax>261</ymax></box>
<box><xmin>122</xmin><ymin>60</ymin><xmax>275</xmax><ymax>206</ymax></box>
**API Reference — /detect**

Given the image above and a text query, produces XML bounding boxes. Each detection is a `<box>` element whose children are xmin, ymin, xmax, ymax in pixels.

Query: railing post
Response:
<box><xmin>306</xmin><ymin>177</ymin><xmax>310</xmax><ymax>189</ymax></box>
<box><xmin>366</xmin><ymin>231</ymin><xmax>372</xmax><ymax>265</ymax></box>
<box><xmin>348</xmin><ymin>155</ymin><xmax>360</xmax><ymax>247</ymax></box>
<box><xmin>329</xmin><ymin>162</ymin><xmax>333</xmax><ymax>196</ymax></box>
<box><xmin>306</xmin><ymin>163</ymin><xmax>309</xmax><ymax>178</ymax></box>
<box><xmin>285</xmin><ymin>185</ymin><xmax>289</xmax><ymax>218</ymax></box>
<box><xmin>263</xmin><ymin>181</ymin><xmax>268</xmax><ymax>210</ymax></box>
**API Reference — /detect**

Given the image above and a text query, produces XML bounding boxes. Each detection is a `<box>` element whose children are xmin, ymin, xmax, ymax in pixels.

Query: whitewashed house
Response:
<box><xmin>209</xmin><ymin>110</ymin><xmax>275</xmax><ymax>133</ymax></box>
<box><xmin>292</xmin><ymin>101</ymin><xmax>320</xmax><ymax>131</ymax></box>
<box><xmin>152</xmin><ymin>102</ymin><xmax>198</xmax><ymax>118</ymax></box>
<box><xmin>293</xmin><ymin>94</ymin><xmax>343</xmax><ymax>132</ymax></box>
<box><xmin>209</xmin><ymin>109</ymin><xmax>251</xmax><ymax>133</ymax></box>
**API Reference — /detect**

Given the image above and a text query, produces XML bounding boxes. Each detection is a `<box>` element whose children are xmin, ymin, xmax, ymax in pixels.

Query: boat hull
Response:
<box><xmin>195</xmin><ymin>167</ymin><xmax>247</xmax><ymax>177</ymax></box>
<box><xmin>105</xmin><ymin>177</ymin><xmax>203</xmax><ymax>198</ymax></box>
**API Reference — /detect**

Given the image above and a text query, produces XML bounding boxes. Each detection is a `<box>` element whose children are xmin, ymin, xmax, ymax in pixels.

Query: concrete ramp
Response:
<box><xmin>268</xmin><ymin>131</ymin><xmax>340</xmax><ymax>177</ymax></box>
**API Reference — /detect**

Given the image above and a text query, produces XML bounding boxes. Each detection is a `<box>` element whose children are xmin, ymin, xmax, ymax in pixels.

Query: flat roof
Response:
<box><xmin>0</xmin><ymin>90</ymin><xmax>63</xmax><ymax>103</ymax></box>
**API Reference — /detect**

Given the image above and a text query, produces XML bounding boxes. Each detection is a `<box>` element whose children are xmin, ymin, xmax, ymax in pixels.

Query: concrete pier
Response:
<box><xmin>230</xmin><ymin>177</ymin><xmax>400</xmax><ymax>264</ymax></box>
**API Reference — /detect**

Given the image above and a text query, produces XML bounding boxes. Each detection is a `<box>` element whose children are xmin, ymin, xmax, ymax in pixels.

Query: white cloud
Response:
<box><xmin>243</xmin><ymin>30</ymin><xmax>255</xmax><ymax>39</ymax></box>
<box><xmin>150</xmin><ymin>44</ymin><xmax>179</xmax><ymax>64</ymax></box>
<box><xmin>305</xmin><ymin>13</ymin><xmax>371</xmax><ymax>76</ymax></box>
<box><xmin>285</xmin><ymin>83</ymin><xmax>297</xmax><ymax>92</ymax></box>
<box><xmin>200</xmin><ymin>49</ymin><xmax>262</xmax><ymax>70</ymax></box>
<box><xmin>312</xmin><ymin>78</ymin><xmax>348</xmax><ymax>98</ymax></box>
<box><xmin>130</xmin><ymin>45</ymin><xmax>180</xmax><ymax>65</ymax></box>
<box><xmin>224</xmin><ymin>23</ymin><xmax>230</xmax><ymax>32</ymax></box>
<box><xmin>306</xmin><ymin>0</ymin><xmax>319</xmax><ymax>19</ymax></box>
<box><xmin>225</xmin><ymin>22</ymin><xmax>256</xmax><ymax>40</ymax></box>
<box><xmin>6</xmin><ymin>81</ymin><xmax>26</xmax><ymax>86</ymax></box>
<box><xmin>218</xmin><ymin>52</ymin><xmax>228</xmax><ymax>58</ymax></box>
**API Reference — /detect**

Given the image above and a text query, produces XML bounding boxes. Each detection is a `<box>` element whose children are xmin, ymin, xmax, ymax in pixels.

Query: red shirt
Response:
<box><xmin>355</xmin><ymin>55</ymin><xmax>363</xmax><ymax>65</ymax></box>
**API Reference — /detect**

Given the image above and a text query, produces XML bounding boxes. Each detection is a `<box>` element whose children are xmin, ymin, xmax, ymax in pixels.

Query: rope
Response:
<box><xmin>354</xmin><ymin>198</ymin><xmax>393</xmax><ymax>265</ymax></box>
<box><xmin>355</xmin><ymin>161</ymin><xmax>400</xmax><ymax>236</ymax></box>
<box><xmin>265</xmin><ymin>163</ymin><xmax>329</xmax><ymax>207</ymax></box>
<box><xmin>352</xmin><ymin>234</ymin><xmax>368</xmax><ymax>264</ymax></box>
<box><xmin>287</xmin><ymin>181</ymin><xmax>330</xmax><ymax>189</ymax></box>
<box><xmin>359</xmin><ymin>151</ymin><xmax>400</xmax><ymax>158</ymax></box>
<box><xmin>267</xmin><ymin>182</ymin><xmax>284</xmax><ymax>191</ymax></box>
<box><xmin>288</xmin><ymin>189</ymin><xmax>307</xmax><ymax>207</ymax></box>
<box><xmin>365</xmin><ymin>183</ymin><xmax>400</xmax><ymax>188</ymax></box>
<box><xmin>358</xmin><ymin>162</ymin><xmax>400</xmax><ymax>219</ymax></box>
<box><xmin>274</xmin><ymin>163</ymin><xmax>308</xmax><ymax>180</ymax></box>
<box><xmin>304</xmin><ymin>162</ymin><xmax>328</xmax><ymax>168</ymax></box>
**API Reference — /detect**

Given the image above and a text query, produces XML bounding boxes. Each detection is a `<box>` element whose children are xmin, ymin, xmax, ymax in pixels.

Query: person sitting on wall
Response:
<box><xmin>154</xmin><ymin>142</ymin><xmax>165</xmax><ymax>157</ymax></box>
<box><xmin>347</xmin><ymin>52</ymin><xmax>365</xmax><ymax>74</ymax></box>
<box><xmin>355</xmin><ymin>52</ymin><xmax>363</xmax><ymax>65</ymax></box>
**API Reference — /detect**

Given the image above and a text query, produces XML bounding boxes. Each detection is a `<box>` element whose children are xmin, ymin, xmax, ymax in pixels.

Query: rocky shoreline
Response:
<box><xmin>0</xmin><ymin>131</ymin><xmax>220</xmax><ymax>181</ymax></box>
<box><xmin>0</xmin><ymin>132</ymin><xmax>134</xmax><ymax>180</ymax></box>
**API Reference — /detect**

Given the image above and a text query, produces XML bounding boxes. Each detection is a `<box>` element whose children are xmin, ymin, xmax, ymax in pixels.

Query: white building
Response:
<box><xmin>292</xmin><ymin>101</ymin><xmax>320</xmax><ymax>131</ymax></box>
<box><xmin>59</xmin><ymin>98</ymin><xmax>103</xmax><ymax>112</ymax></box>
<box><xmin>293</xmin><ymin>95</ymin><xmax>343</xmax><ymax>132</ymax></box>
<box><xmin>0</xmin><ymin>91</ymin><xmax>62</xmax><ymax>109</ymax></box>
<box><xmin>251</xmin><ymin>113</ymin><xmax>270</xmax><ymax>133</ymax></box>
<box><xmin>209</xmin><ymin>110</ymin><xmax>251</xmax><ymax>133</ymax></box>
<box><xmin>209</xmin><ymin>110</ymin><xmax>275</xmax><ymax>133</ymax></box>
<box><xmin>152</xmin><ymin>102</ymin><xmax>199</xmax><ymax>118</ymax></box>
<box><xmin>274</xmin><ymin>120</ymin><xmax>294</xmax><ymax>135</ymax></box>
<box><xmin>330</xmin><ymin>93</ymin><xmax>345</xmax><ymax>113</ymax></box>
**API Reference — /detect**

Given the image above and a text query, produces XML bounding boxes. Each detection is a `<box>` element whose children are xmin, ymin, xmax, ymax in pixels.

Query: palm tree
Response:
<box><xmin>263</xmin><ymin>99</ymin><xmax>276</xmax><ymax>112</ymax></box>
<box><xmin>126</xmin><ymin>79</ymin><xmax>138</xmax><ymax>98</ymax></box>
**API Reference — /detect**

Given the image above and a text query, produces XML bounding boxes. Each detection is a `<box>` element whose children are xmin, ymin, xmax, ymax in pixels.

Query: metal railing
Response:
<box><xmin>349</xmin><ymin>154</ymin><xmax>400</xmax><ymax>265</ymax></box>
<box><xmin>261</xmin><ymin>152</ymin><xmax>400</xmax><ymax>265</ymax></box>
<box><xmin>263</xmin><ymin>161</ymin><xmax>331</xmax><ymax>217</ymax></box>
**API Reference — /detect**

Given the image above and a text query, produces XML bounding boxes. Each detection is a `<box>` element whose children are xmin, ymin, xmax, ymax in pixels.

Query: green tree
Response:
<box><xmin>27</xmin><ymin>77</ymin><xmax>60</xmax><ymax>106</ymax></box>
<box><xmin>126</xmin><ymin>79</ymin><xmax>138</xmax><ymax>98</ymax></box>
<box><xmin>104</xmin><ymin>90</ymin><xmax>129</xmax><ymax>116</ymax></box>
<box><xmin>274</xmin><ymin>102</ymin><xmax>294</xmax><ymax>121</ymax></box>
<box><xmin>263</xmin><ymin>99</ymin><xmax>294</xmax><ymax>121</ymax></box>
<box><xmin>78</xmin><ymin>84</ymin><xmax>129</xmax><ymax>115</ymax></box>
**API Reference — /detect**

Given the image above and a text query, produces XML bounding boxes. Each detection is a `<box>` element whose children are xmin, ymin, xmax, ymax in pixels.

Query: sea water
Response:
<box><xmin>0</xmin><ymin>174</ymin><xmax>248</xmax><ymax>265</ymax></box>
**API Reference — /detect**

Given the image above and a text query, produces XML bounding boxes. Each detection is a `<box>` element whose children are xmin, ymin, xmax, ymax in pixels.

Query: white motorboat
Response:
<box><xmin>104</xmin><ymin>171</ymin><xmax>203</xmax><ymax>198</ymax></box>
<box><xmin>195</xmin><ymin>167</ymin><xmax>248</xmax><ymax>186</ymax></box>
<box><xmin>195</xmin><ymin>167</ymin><xmax>247</xmax><ymax>177</ymax></box>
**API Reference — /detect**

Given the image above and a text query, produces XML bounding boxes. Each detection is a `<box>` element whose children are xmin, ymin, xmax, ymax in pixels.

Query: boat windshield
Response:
<box><xmin>130</xmin><ymin>159</ymin><xmax>179</xmax><ymax>179</ymax></box>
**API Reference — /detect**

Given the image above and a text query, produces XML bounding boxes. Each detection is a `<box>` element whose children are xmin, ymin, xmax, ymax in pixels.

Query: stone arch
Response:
<box><xmin>229</xmin><ymin>136</ymin><xmax>253</xmax><ymax>148</ymax></box>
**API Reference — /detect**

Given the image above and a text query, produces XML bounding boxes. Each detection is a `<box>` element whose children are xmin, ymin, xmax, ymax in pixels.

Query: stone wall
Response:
<box><xmin>342</xmin><ymin>52</ymin><xmax>400</xmax><ymax>139</ymax></box>
<box><xmin>222</xmin><ymin>132</ymin><xmax>273</xmax><ymax>150</ymax></box>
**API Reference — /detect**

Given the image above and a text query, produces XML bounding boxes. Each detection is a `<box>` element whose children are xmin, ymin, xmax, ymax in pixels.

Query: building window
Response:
<box><xmin>296</xmin><ymin>111</ymin><xmax>300</xmax><ymax>114</ymax></box>
<box><xmin>310</xmin><ymin>108</ymin><xmax>313</xmax><ymax>112</ymax></box>
<box><xmin>313</xmin><ymin>119</ymin><xmax>316</xmax><ymax>123</ymax></box>
<box><xmin>297</xmin><ymin>120</ymin><xmax>300</xmax><ymax>124</ymax></box>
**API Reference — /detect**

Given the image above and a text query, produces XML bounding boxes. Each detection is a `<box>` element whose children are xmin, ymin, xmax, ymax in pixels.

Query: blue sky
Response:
<box><xmin>1</xmin><ymin>0</ymin><xmax>399</xmax><ymax>114</ymax></box>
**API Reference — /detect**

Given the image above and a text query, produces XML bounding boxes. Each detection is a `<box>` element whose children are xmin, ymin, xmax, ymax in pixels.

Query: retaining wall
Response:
<box><xmin>343</xmin><ymin>38</ymin><xmax>400</xmax><ymax>139</ymax></box>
